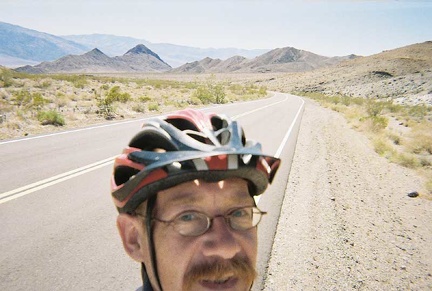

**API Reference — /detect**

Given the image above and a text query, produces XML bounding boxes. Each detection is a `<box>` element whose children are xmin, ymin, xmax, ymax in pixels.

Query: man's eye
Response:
<box><xmin>231</xmin><ymin>209</ymin><xmax>248</xmax><ymax>218</ymax></box>
<box><xmin>177</xmin><ymin>212</ymin><xmax>198</xmax><ymax>222</ymax></box>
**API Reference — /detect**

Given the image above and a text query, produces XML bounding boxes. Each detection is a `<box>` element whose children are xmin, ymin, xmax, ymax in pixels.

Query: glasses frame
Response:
<box><xmin>139</xmin><ymin>206</ymin><xmax>267</xmax><ymax>237</ymax></box>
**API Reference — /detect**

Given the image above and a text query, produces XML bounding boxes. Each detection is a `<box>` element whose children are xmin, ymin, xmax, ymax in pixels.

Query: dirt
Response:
<box><xmin>264</xmin><ymin>99</ymin><xmax>432</xmax><ymax>290</ymax></box>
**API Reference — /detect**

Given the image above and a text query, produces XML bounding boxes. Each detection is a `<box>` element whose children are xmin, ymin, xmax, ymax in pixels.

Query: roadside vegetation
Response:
<box><xmin>0</xmin><ymin>67</ymin><xmax>267</xmax><ymax>139</ymax></box>
<box><xmin>295</xmin><ymin>91</ymin><xmax>432</xmax><ymax>194</ymax></box>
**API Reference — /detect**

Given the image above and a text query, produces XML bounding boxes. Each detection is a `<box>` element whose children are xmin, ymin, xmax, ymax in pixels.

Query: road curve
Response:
<box><xmin>0</xmin><ymin>92</ymin><xmax>304</xmax><ymax>290</ymax></box>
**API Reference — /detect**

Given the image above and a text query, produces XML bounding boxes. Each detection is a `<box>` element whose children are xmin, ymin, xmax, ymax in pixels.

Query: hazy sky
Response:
<box><xmin>1</xmin><ymin>0</ymin><xmax>431</xmax><ymax>56</ymax></box>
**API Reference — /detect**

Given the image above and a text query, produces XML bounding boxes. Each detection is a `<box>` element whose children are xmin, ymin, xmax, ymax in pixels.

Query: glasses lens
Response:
<box><xmin>173</xmin><ymin>211</ymin><xmax>209</xmax><ymax>236</ymax></box>
<box><xmin>229</xmin><ymin>207</ymin><xmax>262</xmax><ymax>230</ymax></box>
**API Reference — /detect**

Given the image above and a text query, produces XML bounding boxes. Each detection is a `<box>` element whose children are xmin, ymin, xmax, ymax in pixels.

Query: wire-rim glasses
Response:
<box><xmin>151</xmin><ymin>206</ymin><xmax>267</xmax><ymax>237</ymax></box>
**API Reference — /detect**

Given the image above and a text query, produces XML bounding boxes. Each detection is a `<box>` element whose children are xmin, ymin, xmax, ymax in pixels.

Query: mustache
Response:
<box><xmin>183</xmin><ymin>256</ymin><xmax>257</xmax><ymax>290</ymax></box>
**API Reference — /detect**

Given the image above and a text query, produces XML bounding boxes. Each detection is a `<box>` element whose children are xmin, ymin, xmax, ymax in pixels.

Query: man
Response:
<box><xmin>111</xmin><ymin>109</ymin><xmax>280</xmax><ymax>290</ymax></box>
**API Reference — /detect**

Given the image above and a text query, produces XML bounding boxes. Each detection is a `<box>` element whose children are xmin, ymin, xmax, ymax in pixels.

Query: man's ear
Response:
<box><xmin>117</xmin><ymin>213</ymin><xmax>147</xmax><ymax>262</ymax></box>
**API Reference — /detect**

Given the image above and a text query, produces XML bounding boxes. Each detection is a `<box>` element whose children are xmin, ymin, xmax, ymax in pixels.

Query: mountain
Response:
<box><xmin>265</xmin><ymin>41</ymin><xmax>432</xmax><ymax>104</ymax></box>
<box><xmin>62</xmin><ymin>34</ymin><xmax>269</xmax><ymax>68</ymax></box>
<box><xmin>0</xmin><ymin>21</ymin><xmax>89</xmax><ymax>67</ymax></box>
<box><xmin>15</xmin><ymin>44</ymin><xmax>171</xmax><ymax>74</ymax></box>
<box><xmin>173</xmin><ymin>47</ymin><xmax>358</xmax><ymax>73</ymax></box>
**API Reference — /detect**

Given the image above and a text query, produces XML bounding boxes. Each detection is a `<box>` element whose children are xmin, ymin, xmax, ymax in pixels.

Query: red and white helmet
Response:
<box><xmin>111</xmin><ymin>109</ymin><xmax>280</xmax><ymax>213</ymax></box>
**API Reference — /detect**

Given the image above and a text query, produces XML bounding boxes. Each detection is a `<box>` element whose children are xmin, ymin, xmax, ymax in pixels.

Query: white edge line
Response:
<box><xmin>256</xmin><ymin>95</ymin><xmax>305</xmax><ymax>204</ymax></box>
<box><xmin>275</xmin><ymin>97</ymin><xmax>305</xmax><ymax>158</ymax></box>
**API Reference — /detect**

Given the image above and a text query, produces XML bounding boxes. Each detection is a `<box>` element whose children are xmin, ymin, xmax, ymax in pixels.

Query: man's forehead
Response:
<box><xmin>158</xmin><ymin>178</ymin><xmax>251</xmax><ymax>206</ymax></box>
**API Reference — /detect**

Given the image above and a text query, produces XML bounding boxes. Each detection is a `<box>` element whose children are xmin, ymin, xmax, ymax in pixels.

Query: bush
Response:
<box><xmin>370</xmin><ymin>116</ymin><xmax>389</xmax><ymax>132</ymax></box>
<box><xmin>37</xmin><ymin>110</ymin><xmax>65</xmax><ymax>126</ymax></box>
<box><xmin>366</xmin><ymin>100</ymin><xmax>385</xmax><ymax>117</ymax></box>
<box><xmin>12</xmin><ymin>90</ymin><xmax>48</xmax><ymax>109</ymax></box>
<box><xmin>373</xmin><ymin>137</ymin><xmax>395</xmax><ymax>157</ymax></box>
<box><xmin>132</xmin><ymin>103</ymin><xmax>146</xmax><ymax>113</ymax></box>
<box><xmin>105</xmin><ymin>86</ymin><xmax>131</xmax><ymax>104</ymax></box>
<box><xmin>0</xmin><ymin>68</ymin><xmax>14</xmax><ymax>87</ymax></box>
<box><xmin>138</xmin><ymin>95</ymin><xmax>152</xmax><ymax>102</ymax></box>
<box><xmin>148</xmin><ymin>103</ymin><xmax>159</xmax><ymax>111</ymax></box>
<box><xmin>391</xmin><ymin>152</ymin><xmax>421</xmax><ymax>169</ymax></box>
<box><xmin>96</xmin><ymin>98</ymin><xmax>115</xmax><ymax>120</ymax></box>
<box><xmin>213</xmin><ymin>84</ymin><xmax>226</xmax><ymax>104</ymax></box>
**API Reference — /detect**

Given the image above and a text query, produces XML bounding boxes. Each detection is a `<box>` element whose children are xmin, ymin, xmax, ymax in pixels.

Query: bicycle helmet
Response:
<box><xmin>111</xmin><ymin>108</ymin><xmax>280</xmax><ymax>214</ymax></box>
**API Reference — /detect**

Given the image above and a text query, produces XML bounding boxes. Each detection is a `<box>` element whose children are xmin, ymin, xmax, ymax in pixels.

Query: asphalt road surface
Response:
<box><xmin>0</xmin><ymin>92</ymin><xmax>304</xmax><ymax>290</ymax></box>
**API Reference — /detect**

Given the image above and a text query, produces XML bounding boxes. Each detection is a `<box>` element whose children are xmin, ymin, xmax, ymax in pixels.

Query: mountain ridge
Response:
<box><xmin>0</xmin><ymin>21</ymin><xmax>88</xmax><ymax>66</ymax></box>
<box><xmin>173</xmin><ymin>47</ymin><xmax>359</xmax><ymax>73</ymax></box>
<box><xmin>15</xmin><ymin>44</ymin><xmax>172</xmax><ymax>74</ymax></box>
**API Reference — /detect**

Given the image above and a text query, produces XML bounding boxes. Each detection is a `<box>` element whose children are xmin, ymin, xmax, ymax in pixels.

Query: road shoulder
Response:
<box><xmin>264</xmin><ymin>99</ymin><xmax>432</xmax><ymax>290</ymax></box>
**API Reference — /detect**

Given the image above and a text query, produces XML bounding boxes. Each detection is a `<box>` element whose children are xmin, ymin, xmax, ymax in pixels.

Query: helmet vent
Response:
<box><xmin>129</xmin><ymin>128</ymin><xmax>178</xmax><ymax>152</ymax></box>
<box><xmin>114</xmin><ymin>166</ymin><xmax>140</xmax><ymax>186</ymax></box>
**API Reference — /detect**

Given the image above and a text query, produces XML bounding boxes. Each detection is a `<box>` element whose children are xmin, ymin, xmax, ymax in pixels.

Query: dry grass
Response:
<box><xmin>0</xmin><ymin>68</ymin><xmax>268</xmax><ymax>140</ymax></box>
<box><xmin>297</xmin><ymin>91</ymin><xmax>432</xmax><ymax>194</ymax></box>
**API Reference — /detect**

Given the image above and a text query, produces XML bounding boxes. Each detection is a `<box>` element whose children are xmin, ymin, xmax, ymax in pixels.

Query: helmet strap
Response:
<box><xmin>145</xmin><ymin>195</ymin><xmax>163</xmax><ymax>291</ymax></box>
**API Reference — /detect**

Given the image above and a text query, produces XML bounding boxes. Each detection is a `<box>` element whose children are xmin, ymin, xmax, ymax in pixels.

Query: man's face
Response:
<box><xmin>151</xmin><ymin>178</ymin><xmax>258</xmax><ymax>291</ymax></box>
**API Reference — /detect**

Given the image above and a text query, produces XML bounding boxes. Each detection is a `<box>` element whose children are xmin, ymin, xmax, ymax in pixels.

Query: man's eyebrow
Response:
<box><xmin>164</xmin><ymin>189</ymin><xmax>252</xmax><ymax>207</ymax></box>
<box><xmin>167</xmin><ymin>192</ymin><xmax>200</xmax><ymax>206</ymax></box>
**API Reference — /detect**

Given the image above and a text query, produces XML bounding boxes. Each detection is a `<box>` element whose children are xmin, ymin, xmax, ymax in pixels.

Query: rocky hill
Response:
<box><xmin>173</xmin><ymin>47</ymin><xmax>358</xmax><ymax>73</ymax></box>
<box><xmin>263</xmin><ymin>41</ymin><xmax>432</xmax><ymax>105</ymax></box>
<box><xmin>0</xmin><ymin>21</ymin><xmax>88</xmax><ymax>67</ymax></box>
<box><xmin>15</xmin><ymin>44</ymin><xmax>171</xmax><ymax>73</ymax></box>
<box><xmin>62</xmin><ymin>34</ymin><xmax>269</xmax><ymax>68</ymax></box>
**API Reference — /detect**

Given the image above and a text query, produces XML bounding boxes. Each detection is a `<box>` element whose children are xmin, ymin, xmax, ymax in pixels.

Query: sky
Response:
<box><xmin>1</xmin><ymin>0</ymin><xmax>432</xmax><ymax>57</ymax></box>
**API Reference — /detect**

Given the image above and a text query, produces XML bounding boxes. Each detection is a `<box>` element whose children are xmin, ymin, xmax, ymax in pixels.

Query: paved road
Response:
<box><xmin>0</xmin><ymin>92</ymin><xmax>304</xmax><ymax>290</ymax></box>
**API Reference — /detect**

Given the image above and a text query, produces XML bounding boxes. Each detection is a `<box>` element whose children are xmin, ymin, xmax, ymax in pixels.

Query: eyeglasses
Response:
<box><xmin>150</xmin><ymin>206</ymin><xmax>267</xmax><ymax>237</ymax></box>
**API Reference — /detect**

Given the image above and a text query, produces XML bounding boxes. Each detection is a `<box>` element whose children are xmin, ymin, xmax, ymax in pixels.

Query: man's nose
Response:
<box><xmin>201</xmin><ymin>216</ymin><xmax>241</xmax><ymax>259</ymax></box>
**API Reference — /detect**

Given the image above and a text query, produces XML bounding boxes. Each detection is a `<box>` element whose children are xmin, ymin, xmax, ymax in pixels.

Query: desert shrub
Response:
<box><xmin>138</xmin><ymin>95</ymin><xmax>152</xmax><ymax>102</ymax></box>
<box><xmin>373</xmin><ymin>137</ymin><xmax>395</xmax><ymax>158</ymax></box>
<box><xmin>188</xmin><ymin>97</ymin><xmax>202</xmax><ymax>105</ymax></box>
<box><xmin>12</xmin><ymin>90</ymin><xmax>32</xmax><ymax>107</ymax></box>
<box><xmin>407</xmin><ymin>132</ymin><xmax>432</xmax><ymax>155</ymax></box>
<box><xmin>37</xmin><ymin>110</ymin><xmax>65</xmax><ymax>126</ymax></box>
<box><xmin>36</xmin><ymin>80</ymin><xmax>52</xmax><ymax>89</ymax></box>
<box><xmin>366</xmin><ymin>100</ymin><xmax>385</xmax><ymax>117</ymax></box>
<box><xmin>32</xmin><ymin>93</ymin><xmax>48</xmax><ymax>108</ymax></box>
<box><xmin>132</xmin><ymin>103</ymin><xmax>146</xmax><ymax>113</ymax></box>
<box><xmin>386</xmin><ymin>103</ymin><xmax>404</xmax><ymax>114</ymax></box>
<box><xmin>391</xmin><ymin>152</ymin><xmax>421</xmax><ymax>169</ymax></box>
<box><xmin>148</xmin><ymin>103</ymin><xmax>159</xmax><ymax>111</ymax></box>
<box><xmin>105</xmin><ymin>86</ymin><xmax>131</xmax><ymax>104</ymax></box>
<box><xmin>229</xmin><ymin>84</ymin><xmax>243</xmax><ymax>95</ymax></box>
<box><xmin>193</xmin><ymin>85</ymin><xmax>214</xmax><ymax>104</ymax></box>
<box><xmin>387</xmin><ymin>132</ymin><xmax>402</xmax><ymax>145</ymax></box>
<box><xmin>51</xmin><ymin>74</ymin><xmax>89</xmax><ymax>88</ymax></box>
<box><xmin>409</xmin><ymin>105</ymin><xmax>429</xmax><ymax>120</ymax></box>
<box><xmin>0</xmin><ymin>68</ymin><xmax>14</xmax><ymax>87</ymax></box>
<box><xmin>12</xmin><ymin>90</ymin><xmax>48</xmax><ymax>109</ymax></box>
<box><xmin>213</xmin><ymin>83</ymin><xmax>226</xmax><ymax>104</ymax></box>
<box><xmin>96</xmin><ymin>98</ymin><xmax>115</xmax><ymax>119</ymax></box>
<box><xmin>100</xmin><ymin>84</ymin><xmax>110</xmax><ymax>90</ymax></box>
<box><xmin>370</xmin><ymin>116</ymin><xmax>389</xmax><ymax>132</ymax></box>
<box><xmin>351</xmin><ymin>97</ymin><xmax>366</xmax><ymax>106</ymax></box>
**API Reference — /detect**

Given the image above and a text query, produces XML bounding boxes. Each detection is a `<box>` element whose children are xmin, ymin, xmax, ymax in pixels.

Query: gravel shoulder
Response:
<box><xmin>264</xmin><ymin>99</ymin><xmax>432</xmax><ymax>290</ymax></box>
